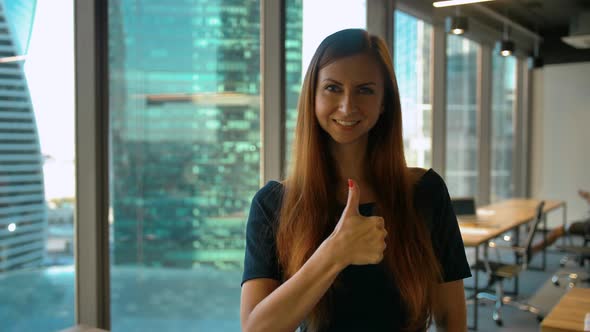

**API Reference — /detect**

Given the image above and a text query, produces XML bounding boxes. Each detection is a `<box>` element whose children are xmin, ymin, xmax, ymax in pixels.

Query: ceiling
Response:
<box><xmin>432</xmin><ymin>0</ymin><xmax>590</xmax><ymax>65</ymax></box>
<box><xmin>481</xmin><ymin>0</ymin><xmax>590</xmax><ymax>64</ymax></box>
<box><xmin>481</xmin><ymin>0</ymin><xmax>590</xmax><ymax>34</ymax></box>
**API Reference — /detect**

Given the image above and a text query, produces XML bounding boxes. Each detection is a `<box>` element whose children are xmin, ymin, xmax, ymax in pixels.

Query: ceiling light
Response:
<box><xmin>446</xmin><ymin>15</ymin><xmax>468</xmax><ymax>35</ymax></box>
<box><xmin>433</xmin><ymin>0</ymin><xmax>495</xmax><ymax>8</ymax></box>
<box><xmin>499</xmin><ymin>40</ymin><xmax>514</xmax><ymax>56</ymax></box>
<box><xmin>531</xmin><ymin>40</ymin><xmax>543</xmax><ymax>68</ymax></box>
<box><xmin>497</xmin><ymin>21</ymin><xmax>514</xmax><ymax>56</ymax></box>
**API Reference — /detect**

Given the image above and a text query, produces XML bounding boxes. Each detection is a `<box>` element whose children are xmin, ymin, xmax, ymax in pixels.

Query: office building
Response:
<box><xmin>0</xmin><ymin>0</ymin><xmax>46</xmax><ymax>272</ymax></box>
<box><xmin>110</xmin><ymin>0</ymin><xmax>302</xmax><ymax>268</ymax></box>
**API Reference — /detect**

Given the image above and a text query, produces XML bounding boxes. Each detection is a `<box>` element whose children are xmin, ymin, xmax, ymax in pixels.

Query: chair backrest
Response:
<box><xmin>523</xmin><ymin>201</ymin><xmax>545</xmax><ymax>265</ymax></box>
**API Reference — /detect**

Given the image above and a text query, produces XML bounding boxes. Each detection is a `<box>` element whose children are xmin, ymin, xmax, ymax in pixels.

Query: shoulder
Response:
<box><xmin>253</xmin><ymin>180</ymin><xmax>284</xmax><ymax>204</ymax></box>
<box><xmin>410</xmin><ymin>168</ymin><xmax>447</xmax><ymax>198</ymax></box>
<box><xmin>250</xmin><ymin>180</ymin><xmax>285</xmax><ymax>218</ymax></box>
<box><xmin>407</xmin><ymin>167</ymin><xmax>428</xmax><ymax>184</ymax></box>
<box><xmin>410</xmin><ymin>168</ymin><xmax>451</xmax><ymax>222</ymax></box>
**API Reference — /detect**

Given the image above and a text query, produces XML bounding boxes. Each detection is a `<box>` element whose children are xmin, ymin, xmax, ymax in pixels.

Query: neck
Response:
<box><xmin>329</xmin><ymin>136</ymin><xmax>369</xmax><ymax>184</ymax></box>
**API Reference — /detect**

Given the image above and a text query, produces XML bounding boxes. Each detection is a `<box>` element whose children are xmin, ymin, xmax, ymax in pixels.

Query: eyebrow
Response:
<box><xmin>322</xmin><ymin>78</ymin><xmax>377</xmax><ymax>86</ymax></box>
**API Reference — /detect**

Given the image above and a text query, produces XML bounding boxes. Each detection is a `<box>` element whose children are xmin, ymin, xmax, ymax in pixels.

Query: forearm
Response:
<box><xmin>434</xmin><ymin>280</ymin><xmax>468</xmax><ymax>332</ymax></box>
<box><xmin>435</xmin><ymin>314</ymin><xmax>467</xmax><ymax>332</ymax></box>
<box><xmin>435</xmin><ymin>300</ymin><xmax>467</xmax><ymax>332</ymax></box>
<box><xmin>243</xmin><ymin>240</ymin><xmax>345</xmax><ymax>332</ymax></box>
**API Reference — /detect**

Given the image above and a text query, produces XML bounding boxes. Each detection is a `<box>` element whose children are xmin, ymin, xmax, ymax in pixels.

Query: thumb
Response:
<box><xmin>344</xmin><ymin>179</ymin><xmax>360</xmax><ymax>216</ymax></box>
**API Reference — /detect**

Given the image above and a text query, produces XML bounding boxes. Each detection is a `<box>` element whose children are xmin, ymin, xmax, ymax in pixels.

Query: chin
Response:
<box><xmin>328</xmin><ymin>133</ymin><xmax>367</xmax><ymax>146</ymax></box>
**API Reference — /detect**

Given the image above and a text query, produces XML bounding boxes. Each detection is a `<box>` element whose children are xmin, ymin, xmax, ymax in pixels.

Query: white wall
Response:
<box><xmin>531</xmin><ymin>62</ymin><xmax>590</xmax><ymax>227</ymax></box>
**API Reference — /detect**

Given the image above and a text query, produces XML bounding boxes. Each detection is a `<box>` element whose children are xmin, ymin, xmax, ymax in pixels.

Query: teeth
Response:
<box><xmin>335</xmin><ymin>120</ymin><xmax>359</xmax><ymax>127</ymax></box>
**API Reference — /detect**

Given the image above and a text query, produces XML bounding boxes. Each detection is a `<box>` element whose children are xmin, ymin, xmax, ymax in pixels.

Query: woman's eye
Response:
<box><xmin>325</xmin><ymin>84</ymin><xmax>340</xmax><ymax>92</ymax></box>
<box><xmin>359</xmin><ymin>87</ymin><xmax>374</xmax><ymax>94</ymax></box>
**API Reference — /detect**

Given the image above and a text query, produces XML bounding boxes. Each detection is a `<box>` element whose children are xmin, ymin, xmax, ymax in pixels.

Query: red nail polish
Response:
<box><xmin>348</xmin><ymin>179</ymin><xmax>353</xmax><ymax>188</ymax></box>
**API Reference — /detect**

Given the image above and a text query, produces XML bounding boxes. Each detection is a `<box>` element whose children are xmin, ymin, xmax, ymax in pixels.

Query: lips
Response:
<box><xmin>333</xmin><ymin>119</ymin><xmax>360</xmax><ymax>127</ymax></box>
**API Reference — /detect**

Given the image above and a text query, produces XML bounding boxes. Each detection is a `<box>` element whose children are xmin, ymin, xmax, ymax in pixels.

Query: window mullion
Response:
<box><xmin>367</xmin><ymin>0</ymin><xmax>394</xmax><ymax>52</ymax></box>
<box><xmin>432</xmin><ymin>24</ymin><xmax>446</xmax><ymax>175</ymax></box>
<box><xmin>478</xmin><ymin>44</ymin><xmax>492</xmax><ymax>205</ymax></box>
<box><xmin>74</xmin><ymin>0</ymin><xmax>110</xmax><ymax>328</ymax></box>
<box><xmin>261</xmin><ymin>0</ymin><xmax>285</xmax><ymax>184</ymax></box>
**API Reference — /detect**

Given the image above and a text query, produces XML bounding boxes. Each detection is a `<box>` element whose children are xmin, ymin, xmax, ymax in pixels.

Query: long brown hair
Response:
<box><xmin>276</xmin><ymin>29</ymin><xmax>442</xmax><ymax>331</ymax></box>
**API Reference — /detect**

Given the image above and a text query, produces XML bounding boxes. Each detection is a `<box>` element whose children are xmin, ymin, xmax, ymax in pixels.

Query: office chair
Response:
<box><xmin>552</xmin><ymin>240</ymin><xmax>590</xmax><ymax>288</ymax></box>
<box><xmin>471</xmin><ymin>201</ymin><xmax>554</xmax><ymax>326</ymax></box>
<box><xmin>557</xmin><ymin>218</ymin><xmax>590</xmax><ymax>267</ymax></box>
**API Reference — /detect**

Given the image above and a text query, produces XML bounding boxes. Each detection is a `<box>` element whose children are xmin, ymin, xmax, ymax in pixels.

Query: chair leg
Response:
<box><xmin>502</xmin><ymin>297</ymin><xmax>544</xmax><ymax>321</ymax></box>
<box><xmin>552</xmin><ymin>272</ymin><xmax>580</xmax><ymax>289</ymax></box>
<box><xmin>560</xmin><ymin>255</ymin><xmax>569</xmax><ymax>267</ymax></box>
<box><xmin>476</xmin><ymin>292</ymin><xmax>497</xmax><ymax>302</ymax></box>
<box><xmin>493</xmin><ymin>281</ymin><xmax>504</xmax><ymax>326</ymax></box>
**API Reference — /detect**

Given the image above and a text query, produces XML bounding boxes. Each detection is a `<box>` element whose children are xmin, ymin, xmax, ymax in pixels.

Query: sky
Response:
<box><xmin>301</xmin><ymin>0</ymin><xmax>366</xmax><ymax>73</ymax></box>
<box><xmin>21</xmin><ymin>0</ymin><xmax>365</xmax><ymax>200</ymax></box>
<box><xmin>23</xmin><ymin>0</ymin><xmax>75</xmax><ymax>199</ymax></box>
<box><xmin>24</xmin><ymin>0</ymin><xmax>75</xmax><ymax>161</ymax></box>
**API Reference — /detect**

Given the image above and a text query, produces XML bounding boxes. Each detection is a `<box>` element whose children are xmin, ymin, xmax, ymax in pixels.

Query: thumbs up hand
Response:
<box><xmin>327</xmin><ymin>179</ymin><xmax>388</xmax><ymax>267</ymax></box>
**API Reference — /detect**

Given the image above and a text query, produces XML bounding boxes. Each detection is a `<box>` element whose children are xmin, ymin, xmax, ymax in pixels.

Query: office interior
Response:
<box><xmin>1</xmin><ymin>0</ymin><xmax>590</xmax><ymax>331</ymax></box>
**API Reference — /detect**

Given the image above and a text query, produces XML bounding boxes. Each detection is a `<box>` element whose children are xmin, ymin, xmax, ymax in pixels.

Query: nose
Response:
<box><xmin>338</xmin><ymin>92</ymin><xmax>358</xmax><ymax>114</ymax></box>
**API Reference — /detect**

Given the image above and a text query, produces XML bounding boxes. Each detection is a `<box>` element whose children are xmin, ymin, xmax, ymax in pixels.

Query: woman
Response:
<box><xmin>240</xmin><ymin>29</ymin><xmax>471</xmax><ymax>332</ymax></box>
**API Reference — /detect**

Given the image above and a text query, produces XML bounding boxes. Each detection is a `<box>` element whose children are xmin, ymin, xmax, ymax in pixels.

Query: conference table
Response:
<box><xmin>459</xmin><ymin>198</ymin><xmax>567</xmax><ymax>330</ymax></box>
<box><xmin>541</xmin><ymin>287</ymin><xmax>590</xmax><ymax>332</ymax></box>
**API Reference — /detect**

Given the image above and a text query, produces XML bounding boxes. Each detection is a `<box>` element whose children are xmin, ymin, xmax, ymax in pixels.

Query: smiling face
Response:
<box><xmin>314</xmin><ymin>53</ymin><xmax>385</xmax><ymax>147</ymax></box>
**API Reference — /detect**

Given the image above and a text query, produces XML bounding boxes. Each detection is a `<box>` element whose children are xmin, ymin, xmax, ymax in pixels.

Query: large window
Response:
<box><xmin>1</xmin><ymin>1</ymin><xmax>76</xmax><ymax>331</ymax></box>
<box><xmin>394</xmin><ymin>10</ymin><xmax>433</xmax><ymax>168</ymax></box>
<box><xmin>284</xmin><ymin>0</ymin><xmax>366</xmax><ymax>171</ymax></box>
<box><xmin>490</xmin><ymin>52</ymin><xmax>516</xmax><ymax>202</ymax></box>
<box><xmin>445</xmin><ymin>35</ymin><xmax>480</xmax><ymax>197</ymax></box>
<box><xmin>108</xmin><ymin>1</ymin><xmax>260</xmax><ymax>330</ymax></box>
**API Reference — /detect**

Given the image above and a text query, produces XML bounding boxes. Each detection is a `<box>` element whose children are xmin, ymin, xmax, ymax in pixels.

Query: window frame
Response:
<box><xmin>74</xmin><ymin>0</ymin><xmax>285</xmax><ymax>328</ymax></box>
<box><xmin>74</xmin><ymin>0</ymin><xmax>110</xmax><ymax>328</ymax></box>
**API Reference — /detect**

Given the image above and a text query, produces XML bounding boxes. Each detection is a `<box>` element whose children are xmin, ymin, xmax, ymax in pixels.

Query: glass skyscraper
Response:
<box><xmin>0</xmin><ymin>0</ymin><xmax>46</xmax><ymax>273</ymax></box>
<box><xmin>108</xmin><ymin>1</ymin><xmax>301</xmax><ymax>328</ymax></box>
<box><xmin>284</xmin><ymin>0</ymin><xmax>303</xmax><ymax>168</ymax></box>
<box><xmin>109</xmin><ymin>0</ymin><xmax>302</xmax><ymax>270</ymax></box>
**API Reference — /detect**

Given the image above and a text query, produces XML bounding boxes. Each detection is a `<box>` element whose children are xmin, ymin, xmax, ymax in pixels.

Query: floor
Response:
<box><xmin>461</xmin><ymin>243</ymin><xmax>588</xmax><ymax>331</ymax></box>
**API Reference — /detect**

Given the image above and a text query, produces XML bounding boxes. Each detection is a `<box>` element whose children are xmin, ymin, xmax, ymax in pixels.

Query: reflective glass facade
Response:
<box><xmin>0</xmin><ymin>1</ymin><xmax>77</xmax><ymax>331</ymax></box>
<box><xmin>0</xmin><ymin>0</ymin><xmax>45</xmax><ymax>276</ymax></box>
<box><xmin>108</xmin><ymin>0</ymin><xmax>300</xmax><ymax>329</ymax></box>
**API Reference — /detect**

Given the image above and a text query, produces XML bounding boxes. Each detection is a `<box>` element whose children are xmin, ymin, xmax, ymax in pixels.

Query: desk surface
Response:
<box><xmin>541</xmin><ymin>288</ymin><xmax>590</xmax><ymax>332</ymax></box>
<box><xmin>459</xmin><ymin>198</ymin><xmax>564</xmax><ymax>247</ymax></box>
